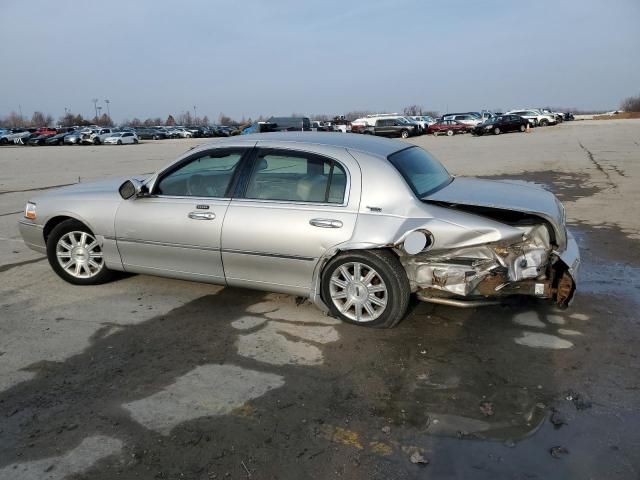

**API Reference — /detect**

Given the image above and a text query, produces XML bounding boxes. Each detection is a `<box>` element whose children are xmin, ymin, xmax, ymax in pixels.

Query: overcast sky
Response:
<box><xmin>1</xmin><ymin>0</ymin><xmax>638</xmax><ymax>122</ymax></box>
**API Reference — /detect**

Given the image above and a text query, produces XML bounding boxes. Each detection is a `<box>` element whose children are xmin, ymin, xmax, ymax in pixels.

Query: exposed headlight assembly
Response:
<box><xmin>24</xmin><ymin>202</ymin><xmax>36</xmax><ymax>220</ymax></box>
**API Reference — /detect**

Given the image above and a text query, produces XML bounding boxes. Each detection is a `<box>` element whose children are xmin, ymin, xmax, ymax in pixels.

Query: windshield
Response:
<box><xmin>388</xmin><ymin>146</ymin><xmax>451</xmax><ymax>197</ymax></box>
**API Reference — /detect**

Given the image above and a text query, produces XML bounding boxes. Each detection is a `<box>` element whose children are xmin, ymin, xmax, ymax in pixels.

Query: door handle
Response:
<box><xmin>188</xmin><ymin>211</ymin><xmax>216</xmax><ymax>220</ymax></box>
<box><xmin>309</xmin><ymin>218</ymin><xmax>343</xmax><ymax>228</ymax></box>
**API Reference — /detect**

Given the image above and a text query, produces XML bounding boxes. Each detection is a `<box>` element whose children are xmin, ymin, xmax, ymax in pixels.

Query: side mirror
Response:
<box><xmin>119</xmin><ymin>179</ymin><xmax>149</xmax><ymax>199</ymax></box>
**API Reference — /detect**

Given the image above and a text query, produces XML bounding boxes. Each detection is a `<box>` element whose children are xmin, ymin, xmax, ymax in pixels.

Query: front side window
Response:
<box><xmin>388</xmin><ymin>146</ymin><xmax>451</xmax><ymax>197</ymax></box>
<box><xmin>245</xmin><ymin>151</ymin><xmax>346</xmax><ymax>203</ymax></box>
<box><xmin>156</xmin><ymin>150</ymin><xmax>243</xmax><ymax>197</ymax></box>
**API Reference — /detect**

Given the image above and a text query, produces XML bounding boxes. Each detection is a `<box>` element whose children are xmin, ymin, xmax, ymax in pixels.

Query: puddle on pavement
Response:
<box><xmin>477</xmin><ymin>170</ymin><xmax>602</xmax><ymax>202</ymax></box>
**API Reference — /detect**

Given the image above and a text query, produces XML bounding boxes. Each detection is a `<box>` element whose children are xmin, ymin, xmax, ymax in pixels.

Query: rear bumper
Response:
<box><xmin>18</xmin><ymin>220</ymin><xmax>46</xmax><ymax>254</ymax></box>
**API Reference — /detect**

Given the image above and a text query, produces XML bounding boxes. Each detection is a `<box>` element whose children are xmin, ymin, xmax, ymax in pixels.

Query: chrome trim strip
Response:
<box><xmin>115</xmin><ymin>237</ymin><xmax>221</xmax><ymax>252</ymax></box>
<box><xmin>111</xmin><ymin>236</ymin><xmax>315</xmax><ymax>261</ymax></box>
<box><xmin>222</xmin><ymin>249</ymin><xmax>315</xmax><ymax>262</ymax></box>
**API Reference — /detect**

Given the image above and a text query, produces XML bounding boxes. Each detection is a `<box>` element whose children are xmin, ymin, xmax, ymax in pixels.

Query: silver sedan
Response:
<box><xmin>19</xmin><ymin>133</ymin><xmax>579</xmax><ymax>328</ymax></box>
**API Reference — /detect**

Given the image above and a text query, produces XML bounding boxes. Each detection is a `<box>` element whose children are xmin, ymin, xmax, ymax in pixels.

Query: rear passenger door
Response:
<box><xmin>221</xmin><ymin>148</ymin><xmax>357</xmax><ymax>295</ymax></box>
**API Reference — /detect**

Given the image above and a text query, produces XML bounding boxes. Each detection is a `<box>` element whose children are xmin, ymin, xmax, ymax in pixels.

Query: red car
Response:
<box><xmin>33</xmin><ymin>127</ymin><xmax>58</xmax><ymax>136</ymax></box>
<box><xmin>427</xmin><ymin>120</ymin><xmax>470</xmax><ymax>136</ymax></box>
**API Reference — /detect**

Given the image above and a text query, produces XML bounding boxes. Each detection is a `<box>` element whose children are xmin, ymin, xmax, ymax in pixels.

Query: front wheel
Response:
<box><xmin>46</xmin><ymin>219</ymin><xmax>114</xmax><ymax>285</ymax></box>
<box><xmin>493</xmin><ymin>127</ymin><xmax>501</xmax><ymax>135</ymax></box>
<box><xmin>539</xmin><ymin>119</ymin><xmax>548</xmax><ymax>127</ymax></box>
<box><xmin>519</xmin><ymin>124</ymin><xmax>526</xmax><ymax>132</ymax></box>
<box><xmin>400</xmin><ymin>129</ymin><xmax>409</xmax><ymax>139</ymax></box>
<box><xmin>446</xmin><ymin>129</ymin><xmax>454</xmax><ymax>136</ymax></box>
<box><xmin>133</xmin><ymin>138</ymin><xmax>138</xmax><ymax>144</ymax></box>
<box><xmin>117</xmin><ymin>139</ymin><xmax>122</xmax><ymax>145</ymax></box>
<box><xmin>321</xmin><ymin>250</ymin><xmax>410</xmax><ymax>328</ymax></box>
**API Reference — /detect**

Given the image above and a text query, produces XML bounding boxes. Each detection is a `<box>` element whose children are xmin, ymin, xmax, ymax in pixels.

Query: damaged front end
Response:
<box><xmin>400</xmin><ymin>224</ymin><xmax>579</xmax><ymax>308</ymax></box>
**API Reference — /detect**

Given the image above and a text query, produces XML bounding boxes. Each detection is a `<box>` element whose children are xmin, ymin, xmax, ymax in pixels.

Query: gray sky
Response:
<box><xmin>1</xmin><ymin>0</ymin><xmax>638</xmax><ymax>122</ymax></box>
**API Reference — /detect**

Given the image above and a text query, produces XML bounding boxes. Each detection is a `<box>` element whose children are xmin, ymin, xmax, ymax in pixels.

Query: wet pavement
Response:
<box><xmin>1</xmin><ymin>122</ymin><xmax>639</xmax><ymax>479</ymax></box>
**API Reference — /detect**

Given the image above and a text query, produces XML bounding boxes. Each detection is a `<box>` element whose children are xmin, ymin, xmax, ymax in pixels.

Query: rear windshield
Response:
<box><xmin>388</xmin><ymin>146</ymin><xmax>451</xmax><ymax>197</ymax></box>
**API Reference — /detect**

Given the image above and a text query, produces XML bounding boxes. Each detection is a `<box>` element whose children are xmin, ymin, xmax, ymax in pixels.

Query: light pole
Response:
<box><xmin>104</xmin><ymin>99</ymin><xmax>111</xmax><ymax>121</ymax></box>
<box><xmin>193</xmin><ymin>105</ymin><xmax>197</xmax><ymax>124</ymax></box>
<box><xmin>92</xmin><ymin>98</ymin><xmax>99</xmax><ymax>121</ymax></box>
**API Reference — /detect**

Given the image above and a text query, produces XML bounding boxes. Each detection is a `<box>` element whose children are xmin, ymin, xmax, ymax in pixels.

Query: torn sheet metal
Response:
<box><xmin>401</xmin><ymin>224</ymin><xmax>555</xmax><ymax>299</ymax></box>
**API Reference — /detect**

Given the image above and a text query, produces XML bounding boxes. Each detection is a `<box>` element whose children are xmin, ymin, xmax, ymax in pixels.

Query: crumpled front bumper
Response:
<box><xmin>404</xmin><ymin>227</ymin><xmax>580</xmax><ymax>308</ymax></box>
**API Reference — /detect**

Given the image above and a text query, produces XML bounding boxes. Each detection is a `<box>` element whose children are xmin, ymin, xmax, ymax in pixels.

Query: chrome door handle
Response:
<box><xmin>188</xmin><ymin>211</ymin><xmax>216</xmax><ymax>220</ymax></box>
<box><xmin>309</xmin><ymin>218</ymin><xmax>343</xmax><ymax>228</ymax></box>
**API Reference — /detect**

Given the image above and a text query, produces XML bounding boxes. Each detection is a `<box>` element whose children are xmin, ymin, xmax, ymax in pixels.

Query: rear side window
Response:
<box><xmin>388</xmin><ymin>147</ymin><xmax>451</xmax><ymax>197</ymax></box>
<box><xmin>244</xmin><ymin>150</ymin><xmax>346</xmax><ymax>204</ymax></box>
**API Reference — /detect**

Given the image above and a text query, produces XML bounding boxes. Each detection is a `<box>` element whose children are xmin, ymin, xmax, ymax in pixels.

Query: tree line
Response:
<box><xmin>3</xmin><ymin>95</ymin><xmax>639</xmax><ymax>130</ymax></box>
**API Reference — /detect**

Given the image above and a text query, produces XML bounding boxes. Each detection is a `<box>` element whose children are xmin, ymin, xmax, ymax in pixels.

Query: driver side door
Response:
<box><xmin>114</xmin><ymin>147</ymin><xmax>250</xmax><ymax>283</ymax></box>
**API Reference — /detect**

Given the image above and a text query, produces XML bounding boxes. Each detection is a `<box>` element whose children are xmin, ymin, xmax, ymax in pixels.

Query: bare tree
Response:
<box><xmin>6</xmin><ymin>111</ymin><xmax>24</xmax><ymax>127</ymax></box>
<box><xmin>218</xmin><ymin>113</ymin><xmax>234</xmax><ymax>125</ymax></box>
<box><xmin>165</xmin><ymin>115</ymin><xmax>176</xmax><ymax>126</ymax></box>
<box><xmin>202</xmin><ymin>115</ymin><xmax>210</xmax><ymax>126</ymax></box>
<box><xmin>96</xmin><ymin>113</ymin><xmax>113</xmax><ymax>126</ymax></box>
<box><xmin>403</xmin><ymin>105</ymin><xmax>424</xmax><ymax>116</ymax></box>
<box><xmin>621</xmin><ymin>93</ymin><xmax>640</xmax><ymax>112</ymax></box>
<box><xmin>30</xmin><ymin>111</ymin><xmax>47</xmax><ymax>127</ymax></box>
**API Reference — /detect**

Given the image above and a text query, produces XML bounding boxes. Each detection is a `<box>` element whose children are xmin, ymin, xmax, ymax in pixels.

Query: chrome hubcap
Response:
<box><xmin>329</xmin><ymin>262</ymin><xmax>387</xmax><ymax>322</ymax></box>
<box><xmin>56</xmin><ymin>231</ymin><xmax>104</xmax><ymax>279</ymax></box>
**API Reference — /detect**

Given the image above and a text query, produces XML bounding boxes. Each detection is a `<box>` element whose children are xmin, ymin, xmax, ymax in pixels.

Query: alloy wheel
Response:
<box><xmin>329</xmin><ymin>262</ymin><xmax>387</xmax><ymax>322</ymax></box>
<box><xmin>56</xmin><ymin>231</ymin><xmax>104</xmax><ymax>279</ymax></box>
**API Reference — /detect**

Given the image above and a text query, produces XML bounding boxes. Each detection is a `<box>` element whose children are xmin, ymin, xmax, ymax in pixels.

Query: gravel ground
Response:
<box><xmin>1</xmin><ymin>120</ymin><xmax>639</xmax><ymax>479</ymax></box>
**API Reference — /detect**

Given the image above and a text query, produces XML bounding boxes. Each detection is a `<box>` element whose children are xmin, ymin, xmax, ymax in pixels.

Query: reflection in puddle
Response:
<box><xmin>513</xmin><ymin>311</ymin><xmax>546</xmax><ymax>328</ymax></box>
<box><xmin>515</xmin><ymin>332</ymin><xmax>574</xmax><ymax>349</ymax></box>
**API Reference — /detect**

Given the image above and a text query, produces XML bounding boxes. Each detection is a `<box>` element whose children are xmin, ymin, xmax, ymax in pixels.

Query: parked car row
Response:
<box><xmin>0</xmin><ymin>123</ymin><xmax>239</xmax><ymax>147</ymax></box>
<box><xmin>346</xmin><ymin>108</ymin><xmax>574</xmax><ymax>139</ymax></box>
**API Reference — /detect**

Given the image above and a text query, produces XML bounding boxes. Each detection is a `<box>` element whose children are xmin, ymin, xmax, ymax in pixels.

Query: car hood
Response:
<box><xmin>422</xmin><ymin>177</ymin><xmax>567</xmax><ymax>249</ymax></box>
<box><xmin>35</xmin><ymin>175</ymin><xmax>151</xmax><ymax>198</ymax></box>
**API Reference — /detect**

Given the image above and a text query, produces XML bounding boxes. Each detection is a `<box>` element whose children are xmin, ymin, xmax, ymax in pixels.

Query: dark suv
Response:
<box><xmin>267</xmin><ymin>117</ymin><xmax>312</xmax><ymax>131</ymax></box>
<box><xmin>364</xmin><ymin>118</ymin><xmax>417</xmax><ymax>138</ymax></box>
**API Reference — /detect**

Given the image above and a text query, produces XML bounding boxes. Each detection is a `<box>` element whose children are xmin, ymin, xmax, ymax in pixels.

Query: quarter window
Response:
<box><xmin>245</xmin><ymin>151</ymin><xmax>346</xmax><ymax>203</ymax></box>
<box><xmin>156</xmin><ymin>150</ymin><xmax>243</xmax><ymax>197</ymax></box>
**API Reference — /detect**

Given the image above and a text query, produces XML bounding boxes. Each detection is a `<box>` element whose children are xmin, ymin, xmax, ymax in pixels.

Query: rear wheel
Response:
<box><xmin>321</xmin><ymin>250</ymin><xmax>410</xmax><ymax>328</ymax></box>
<box><xmin>519</xmin><ymin>124</ymin><xmax>526</xmax><ymax>132</ymax></box>
<box><xmin>446</xmin><ymin>129</ymin><xmax>454</xmax><ymax>136</ymax></box>
<box><xmin>46</xmin><ymin>219</ymin><xmax>114</xmax><ymax>285</ymax></box>
<box><xmin>539</xmin><ymin>119</ymin><xmax>549</xmax><ymax>127</ymax></box>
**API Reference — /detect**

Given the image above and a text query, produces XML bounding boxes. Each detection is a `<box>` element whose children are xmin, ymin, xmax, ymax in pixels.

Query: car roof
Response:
<box><xmin>202</xmin><ymin>132</ymin><xmax>410</xmax><ymax>157</ymax></box>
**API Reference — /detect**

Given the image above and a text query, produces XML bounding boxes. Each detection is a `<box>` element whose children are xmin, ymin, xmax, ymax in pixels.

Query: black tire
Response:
<box><xmin>117</xmin><ymin>140</ymin><xmax>122</xmax><ymax>145</ymax></box>
<box><xmin>153</xmin><ymin>135</ymin><xmax>158</xmax><ymax>140</ymax></box>
<box><xmin>93</xmin><ymin>138</ymin><xmax>100</xmax><ymax>145</ymax></box>
<box><xmin>432</xmin><ymin>131</ymin><xmax>438</xmax><ymax>137</ymax></box>
<box><xmin>133</xmin><ymin>138</ymin><xmax>138</xmax><ymax>144</ymax></box>
<box><xmin>46</xmin><ymin>219</ymin><xmax>114</xmax><ymax>285</ymax></box>
<box><xmin>321</xmin><ymin>249</ymin><xmax>410</xmax><ymax>328</ymax></box>
<box><xmin>400</xmin><ymin>129</ymin><xmax>409</xmax><ymax>139</ymax></box>
<box><xmin>519</xmin><ymin>124</ymin><xmax>526</xmax><ymax>132</ymax></box>
<box><xmin>0</xmin><ymin>138</ymin><xmax>8</xmax><ymax>145</ymax></box>
<box><xmin>539</xmin><ymin>119</ymin><xmax>548</xmax><ymax>127</ymax></box>
<box><xmin>493</xmin><ymin>127</ymin><xmax>501</xmax><ymax>135</ymax></box>
<box><xmin>446</xmin><ymin>129</ymin><xmax>454</xmax><ymax>136</ymax></box>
